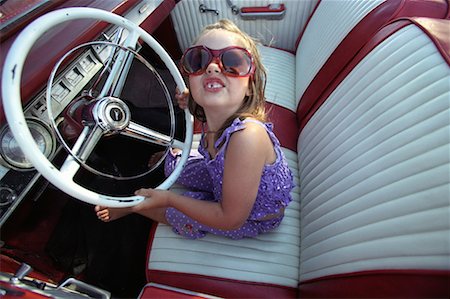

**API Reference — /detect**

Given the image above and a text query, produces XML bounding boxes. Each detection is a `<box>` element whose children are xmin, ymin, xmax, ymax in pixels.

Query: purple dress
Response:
<box><xmin>164</xmin><ymin>118</ymin><xmax>294</xmax><ymax>239</ymax></box>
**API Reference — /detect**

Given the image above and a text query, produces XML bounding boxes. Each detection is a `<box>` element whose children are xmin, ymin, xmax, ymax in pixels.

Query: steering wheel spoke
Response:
<box><xmin>98</xmin><ymin>30</ymin><xmax>140</xmax><ymax>98</ymax></box>
<box><xmin>122</xmin><ymin>121</ymin><xmax>171</xmax><ymax>147</ymax></box>
<box><xmin>60</xmin><ymin>125</ymin><xmax>104</xmax><ymax>179</ymax></box>
<box><xmin>122</xmin><ymin>121</ymin><xmax>187</xmax><ymax>151</ymax></box>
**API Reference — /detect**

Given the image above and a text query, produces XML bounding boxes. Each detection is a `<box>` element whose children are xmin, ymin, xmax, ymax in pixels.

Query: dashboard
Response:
<box><xmin>0</xmin><ymin>0</ymin><xmax>173</xmax><ymax>226</ymax></box>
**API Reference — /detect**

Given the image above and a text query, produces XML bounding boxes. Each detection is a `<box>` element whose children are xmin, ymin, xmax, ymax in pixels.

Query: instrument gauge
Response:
<box><xmin>0</xmin><ymin>118</ymin><xmax>56</xmax><ymax>170</ymax></box>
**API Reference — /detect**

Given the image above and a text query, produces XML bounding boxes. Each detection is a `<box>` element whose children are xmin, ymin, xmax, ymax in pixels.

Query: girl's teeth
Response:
<box><xmin>208</xmin><ymin>83</ymin><xmax>222</xmax><ymax>88</ymax></box>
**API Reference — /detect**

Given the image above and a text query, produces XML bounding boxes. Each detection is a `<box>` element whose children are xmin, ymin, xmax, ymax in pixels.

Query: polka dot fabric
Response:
<box><xmin>164</xmin><ymin>118</ymin><xmax>294</xmax><ymax>239</ymax></box>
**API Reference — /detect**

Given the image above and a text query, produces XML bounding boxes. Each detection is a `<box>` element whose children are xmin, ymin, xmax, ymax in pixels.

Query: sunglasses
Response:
<box><xmin>180</xmin><ymin>45</ymin><xmax>255</xmax><ymax>77</ymax></box>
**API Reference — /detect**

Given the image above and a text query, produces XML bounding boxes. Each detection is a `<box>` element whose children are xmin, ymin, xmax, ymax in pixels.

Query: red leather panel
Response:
<box><xmin>147</xmin><ymin>269</ymin><xmax>297</xmax><ymax>299</ymax></box>
<box><xmin>139</xmin><ymin>0</ymin><xmax>176</xmax><ymax>38</ymax></box>
<box><xmin>298</xmin><ymin>269</ymin><xmax>450</xmax><ymax>298</ymax></box>
<box><xmin>139</xmin><ymin>284</ymin><xmax>215</xmax><ymax>299</ymax></box>
<box><xmin>266</xmin><ymin>103</ymin><xmax>298</xmax><ymax>152</ymax></box>
<box><xmin>408</xmin><ymin>17</ymin><xmax>450</xmax><ymax>65</ymax></box>
<box><xmin>240</xmin><ymin>4</ymin><xmax>285</xmax><ymax>14</ymax></box>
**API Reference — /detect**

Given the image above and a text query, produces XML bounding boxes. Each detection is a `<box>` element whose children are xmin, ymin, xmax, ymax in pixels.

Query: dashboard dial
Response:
<box><xmin>0</xmin><ymin>118</ymin><xmax>56</xmax><ymax>170</ymax></box>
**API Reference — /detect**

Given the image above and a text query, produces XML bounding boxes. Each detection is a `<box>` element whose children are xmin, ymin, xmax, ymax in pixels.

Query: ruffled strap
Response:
<box><xmin>214</xmin><ymin>118</ymin><xmax>280</xmax><ymax>150</ymax></box>
<box><xmin>214</xmin><ymin>118</ymin><xmax>247</xmax><ymax>149</ymax></box>
<box><xmin>246</xmin><ymin>120</ymin><xmax>281</xmax><ymax>147</ymax></box>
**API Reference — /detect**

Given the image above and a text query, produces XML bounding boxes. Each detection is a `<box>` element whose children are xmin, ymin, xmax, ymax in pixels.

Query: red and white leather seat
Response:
<box><xmin>140</xmin><ymin>1</ymin><xmax>449</xmax><ymax>298</ymax></box>
<box><xmin>296</xmin><ymin>16</ymin><xmax>450</xmax><ymax>297</ymax></box>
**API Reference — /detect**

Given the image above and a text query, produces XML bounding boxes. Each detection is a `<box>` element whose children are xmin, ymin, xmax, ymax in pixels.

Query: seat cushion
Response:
<box><xmin>146</xmin><ymin>147</ymin><xmax>301</xmax><ymax>298</ymax></box>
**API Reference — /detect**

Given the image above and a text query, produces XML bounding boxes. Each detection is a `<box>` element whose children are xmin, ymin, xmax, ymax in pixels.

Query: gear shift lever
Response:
<box><xmin>10</xmin><ymin>263</ymin><xmax>32</xmax><ymax>284</ymax></box>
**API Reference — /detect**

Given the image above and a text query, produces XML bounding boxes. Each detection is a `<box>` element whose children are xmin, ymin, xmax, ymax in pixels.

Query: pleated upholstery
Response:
<box><xmin>258</xmin><ymin>45</ymin><xmax>296</xmax><ymax>111</ymax></box>
<box><xmin>294</xmin><ymin>0</ymin><xmax>385</xmax><ymax>107</ymax></box>
<box><xmin>297</xmin><ymin>24</ymin><xmax>450</xmax><ymax>282</ymax></box>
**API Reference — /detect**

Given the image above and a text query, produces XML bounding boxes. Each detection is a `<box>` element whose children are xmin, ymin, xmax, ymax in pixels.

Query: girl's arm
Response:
<box><xmin>134</xmin><ymin>122</ymin><xmax>276</xmax><ymax>230</ymax></box>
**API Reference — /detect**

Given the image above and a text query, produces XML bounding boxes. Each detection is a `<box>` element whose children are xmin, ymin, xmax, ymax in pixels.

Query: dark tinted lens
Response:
<box><xmin>183</xmin><ymin>47</ymin><xmax>211</xmax><ymax>73</ymax></box>
<box><xmin>222</xmin><ymin>49</ymin><xmax>252</xmax><ymax>76</ymax></box>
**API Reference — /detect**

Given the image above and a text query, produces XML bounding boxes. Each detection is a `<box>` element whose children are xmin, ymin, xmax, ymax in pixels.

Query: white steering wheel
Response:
<box><xmin>1</xmin><ymin>8</ymin><xmax>193</xmax><ymax>207</ymax></box>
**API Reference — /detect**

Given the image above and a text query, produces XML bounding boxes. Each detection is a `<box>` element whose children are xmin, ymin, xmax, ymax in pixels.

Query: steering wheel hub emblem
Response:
<box><xmin>94</xmin><ymin>97</ymin><xmax>131</xmax><ymax>132</ymax></box>
<box><xmin>110</xmin><ymin>107</ymin><xmax>123</xmax><ymax>121</ymax></box>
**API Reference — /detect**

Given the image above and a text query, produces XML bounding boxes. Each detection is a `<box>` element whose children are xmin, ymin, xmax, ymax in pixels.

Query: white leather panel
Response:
<box><xmin>297</xmin><ymin>25</ymin><xmax>450</xmax><ymax>281</ymax></box>
<box><xmin>170</xmin><ymin>0</ymin><xmax>317</xmax><ymax>52</ymax></box>
<box><xmin>258</xmin><ymin>45</ymin><xmax>296</xmax><ymax>111</ymax></box>
<box><xmin>295</xmin><ymin>0</ymin><xmax>385</xmax><ymax>105</ymax></box>
<box><xmin>148</xmin><ymin>148</ymin><xmax>301</xmax><ymax>287</ymax></box>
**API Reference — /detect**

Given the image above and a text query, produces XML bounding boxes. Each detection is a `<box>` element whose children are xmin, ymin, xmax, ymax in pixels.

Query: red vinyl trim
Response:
<box><xmin>139</xmin><ymin>0</ymin><xmax>175</xmax><ymax>35</ymax></box>
<box><xmin>140</xmin><ymin>285</ymin><xmax>204</xmax><ymax>299</ymax></box>
<box><xmin>266</xmin><ymin>103</ymin><xmax>298</xmax><ymax>152</ymax></box>
<box><xmin>146</xmin><ymin>269</ymin><xmax>297</xmax><ymax>299</ymax></box>
<box><xmin>296</xmin><ymin>0</ymin><xmax>448</xmax><ymax>133</ymax></box>
<box><xmin>0</xmin><ymin>0</ymin><xmax>67</xmax><ymax>40</ymax></box>
<box><xmin>144</xmin><ymin>222</ymin><xmax>159</xmax><ymax>283</ymax></box>
<box><xmin>447</xmin><ymin>0</ymin><xmax>450</xmax><ymax>18</ymax></box>
<box><xmin>240</xmin><ymin>4</ymin><xmax>285</xmax><ymax>14</ymax></box>
<box><xmin>139</xmin><ymin>283</ymin><xmax>216</xmax><ymax>299</ymax></box>
<box><xmin>406</xmin><ymin>17</ymin><xmax>450</xmax><ymax>66</ymax></box>
<box><xmin>298</xmin><ymin>269</ymin><xmax>450</xmax><ymax>298</ymax></box>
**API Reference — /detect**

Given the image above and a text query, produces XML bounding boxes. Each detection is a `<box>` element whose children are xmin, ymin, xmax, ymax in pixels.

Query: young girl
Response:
<box><xmin>96</xmin><ymin>19</ymin><xmax>294</xmax><ymax>239</ymax></box>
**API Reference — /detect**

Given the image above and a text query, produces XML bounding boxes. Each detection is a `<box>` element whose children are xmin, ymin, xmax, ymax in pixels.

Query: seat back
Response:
<box><xmin>297</xmin><ymin>17</ymin><xmax>450</xmax><ymax>297</ymax></box>
<box><xmin>295</xmin><ymin>0</ymin><xmax>448</xmax><ymax>129</ymax></box>
<box><xmin>295</xmin><ymin>0</ymin><xmax>386</xmax><ymax>108</ymax></box>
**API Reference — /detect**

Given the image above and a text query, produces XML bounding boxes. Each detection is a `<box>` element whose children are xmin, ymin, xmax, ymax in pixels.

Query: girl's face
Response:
<box><xmin>188</xmin><ymin>29</ymin><xmax>251</xmax><ymax>117</ymax></box>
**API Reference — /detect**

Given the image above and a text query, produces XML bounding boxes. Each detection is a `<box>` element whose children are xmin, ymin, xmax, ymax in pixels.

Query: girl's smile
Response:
<box><xmin>203</xmin><ymin>77</ymin><xmax>226</xmax><ymax>92</ymax></box>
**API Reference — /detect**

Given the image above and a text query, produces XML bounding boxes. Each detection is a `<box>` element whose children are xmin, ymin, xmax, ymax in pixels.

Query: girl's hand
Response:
<box><xmin>134</xmin><ymin>188</ymin><xmax>171</xmax><ymax>210</ymax></box>
<box><xmin>175</xmin><ymin>88</ymin><xmax>190</xmax><ymax>109</ymax></box>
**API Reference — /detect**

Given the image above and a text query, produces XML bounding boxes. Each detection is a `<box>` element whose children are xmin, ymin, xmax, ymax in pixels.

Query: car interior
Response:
<box><xmin>0</xmin><ymin>0</ymin><xmax>449</xmax><ymax>298</ymax></box>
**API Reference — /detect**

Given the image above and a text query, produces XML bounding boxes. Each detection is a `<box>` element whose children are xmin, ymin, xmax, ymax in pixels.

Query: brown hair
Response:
<box><xmin>186</xmin><ymin>19</ymin><xmax>267</xmax><ymax>139</ymax></box>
